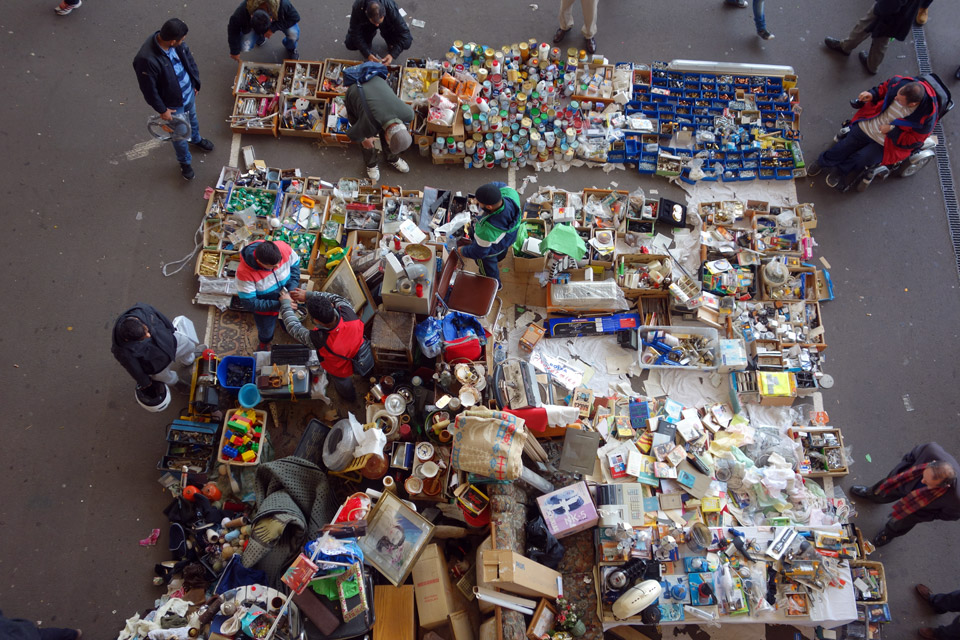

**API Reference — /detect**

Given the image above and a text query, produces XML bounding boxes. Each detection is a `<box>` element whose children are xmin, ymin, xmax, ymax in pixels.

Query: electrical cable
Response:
<box><xmin>162</xmin><ymin>217</ymin><xmax>206</xmax><ymax>277</ymax></box>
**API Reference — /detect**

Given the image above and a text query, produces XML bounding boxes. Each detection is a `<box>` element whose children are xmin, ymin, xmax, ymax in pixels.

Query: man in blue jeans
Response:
<box><xmin>228</xmin><ymin>0</ymin><xmax>302</xmax><ymax>61</ymax></box>
<box><xmin>724</xmin><ymin>0</ymin><xmax>773</xmax><ymax>40</ymax></box>
<box><xmin>133</xmin><ymin>18</ymin><xmax>214</xmax><ymax>181</ymax></box>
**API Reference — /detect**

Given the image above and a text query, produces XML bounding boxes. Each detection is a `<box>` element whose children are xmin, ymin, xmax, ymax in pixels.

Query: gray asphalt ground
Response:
<box><xmin>0</xmin><ymin>0</ymin><xmax>958</xmax><ymax>637</ymax></box>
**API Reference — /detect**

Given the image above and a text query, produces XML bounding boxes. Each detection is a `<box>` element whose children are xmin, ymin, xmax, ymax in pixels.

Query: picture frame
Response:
<box><xmin>526</xmin><ymin>599</ymin><xmax>557</xmax><ymax>640</ymax></box>
<box><xmin>321</xmin><ymin>258</ymin><xmax>367</xmax><ymax>312</ymax></box>
<box><xmin>358</xmin><ymin>491</ymin><xmax>434</xmax><ymax>586</ymax></box>
<box><xmin>337</xmin><ymin>562</ymin><xmax>368</xmax><ymax>622</ymax></box>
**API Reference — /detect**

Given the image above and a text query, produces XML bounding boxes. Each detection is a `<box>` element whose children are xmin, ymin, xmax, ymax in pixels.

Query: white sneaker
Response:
<box><xmin>366</xmin><ymin>165</ymin><xmax>380</xmax><ymax>183</ymax></box>
<box><xmin>54</xmin><ymin>0</ymin><xmax>81</xmax><ymax>14</ymax></box>
<box><xmin>389</xmin><ymin>158</ymin><xmax>410</xmax><ymax>173</ymax></box>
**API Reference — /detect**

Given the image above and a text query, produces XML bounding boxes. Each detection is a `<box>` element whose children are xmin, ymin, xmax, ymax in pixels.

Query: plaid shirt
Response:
<box><xmin>875</xmin><ymin>463</ymin><xmax>949</xmax><ymax>522</ymax></box>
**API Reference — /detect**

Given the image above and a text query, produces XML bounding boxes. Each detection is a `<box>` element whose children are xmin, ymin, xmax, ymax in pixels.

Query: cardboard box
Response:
<box><xmin>427</xmin><ymin>109</ymin><xmax>465</xmax><ymax>138</ymax></box>
<box><xmin>448</xmin><ymin>610</ymin><xmax>476</xmax><ymax>640</ymax></box>
<box><xmin>536</xmin><ymin>481</ymin><xmax>599</xmax><ymax>539</ymax></box>
<box><xmin>479</xmin><ymin>550</ymin><xmax>561</xmax><ymax>599</ymax></box>
<box><xmin>478</xmin><ymin>617</ymin><xmax>498</xmax><ymax>640</ymax></box>
<box><xmin>757</xmin><ymin>371</ymin><xmax>797</xmax><ymax>406</ymax></box>
<box><xmin>412</xmin><ymin>544</ymin><xmax>459</xmax><ymax>630</ymax></box>
<box><xmin>474</xmin><ymin>537</ymin><xmax>495</xmax><ymax>614</ymax></box>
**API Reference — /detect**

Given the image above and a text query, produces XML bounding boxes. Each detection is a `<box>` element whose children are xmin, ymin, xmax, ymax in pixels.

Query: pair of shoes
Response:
<box><xmin>286</xmin><ymin>49</ymin><xmax>299</xmax><ymax>60</ymax></box>
<box><xmin>389</xmin><ymin>158</ymin><xmax>410</xmax><ymax>173</ymax></box>
<box><xmin>180</xmin><ymin>163</ymin><xmax>195</xmax><ymax>180</ymax></box>
<box><xmin>825</xmin><ymin>171</ymin><xmax>841</xmax><ymax>188</ymax></box>
<box><xmin>824</xmin><ymin>37</ymin><xmax>850</xmax><ymax>56</ymax></box>
<box><xmin>916</xmin><ymin>7</ymin><xmax>929</xmax><ymax>25</ymax></box>
<box><xmin>726</xmin><ymin>0</ymin><xmax>748</xmax><ymax>7</ymax></box>
<box><xmin>553</xmin><ymin>27</ymin><xmax>571</xmax><ymax>44</ymax></box>
<box><xmin>872</xmin><ymin>528</ymin><xmax>893</xmax><ymax>548</ymax></box>
<box><xmin>54</xmin><ymin>0</ymin><xmax>81</xmax><ymax>15</ymax></box>
<box><xmin>758</xmin><ymin>29</ymin><xmax>775</xmax><ymax>40</ymax></box>
<box><xmin>257</xmin><ymin>341</ymin><xmax>271</xmax><ymax>352</ymax></box>
<box><xmin>806</xmin><ymin>161</ymin><xmax>822</xmax><ymax>177</ymax></box>
<box><xmin>255</xmin><ymin>34</ymin><xmax>266</xmax><ymax>47</ymax></box>
<box><xmin>849</xmin><ymin>484</ymin><xmax>876</xmax><ymax>499</ymax></box>
<box><xmin>919</xmin><ymin>629</ymin><xmax>937</xmax><ymax>640</ymax></box>
<box><xmin>585</xmin><ymin>37</ymin><xmax>597</xmax><ymax>54</ymax></box>
<box><xmin>916</xmin><ymin>583</ymin><xmax>934</xmax><ymax>604</ymax></box>
<box><xmin>190</xmin><ymin>138</ymin><xmax>214</xmax><ymax>152</ymax></box>
<box><xmin>858</xmin><ymin>51</ymin><xmax>878</xmax><ymax>75</ymax></box>
<box><xmin>366</xmin><ymin>165</ymin><xmax>380</xmax><ymax>182</ymax></box>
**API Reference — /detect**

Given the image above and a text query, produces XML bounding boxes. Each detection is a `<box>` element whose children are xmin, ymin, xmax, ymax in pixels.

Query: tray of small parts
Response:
<box><xmin>157</xmin><ymin>418</ymin><xmax>221</xmax><ymax>474</ymax></box>
<box><xmin>638</xmin><ymin>325</ymin><xmax>718</xmax><ymax>371</ymax></box>
<box><xmin>791</xmin><ymin>426</ymin><xmax>849</xmax><ymax>477</ymax></box>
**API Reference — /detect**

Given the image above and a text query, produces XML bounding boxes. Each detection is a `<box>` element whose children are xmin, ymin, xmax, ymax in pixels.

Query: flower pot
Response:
<box><xmin>570</xmin><ymin>620</ymin><xmax>586</xmax><ymax>637</ymax></box>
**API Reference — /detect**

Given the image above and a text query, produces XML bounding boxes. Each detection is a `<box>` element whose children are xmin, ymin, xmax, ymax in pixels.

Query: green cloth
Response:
<box><xmin>541</xmin><ymin>223</ymin><xmax>587</xmax><ymax>261</ymax></box>
<box><xmin>310</xmin><ymin>570</ymin><xmax>360</xmax><ymax>600</ymax></box>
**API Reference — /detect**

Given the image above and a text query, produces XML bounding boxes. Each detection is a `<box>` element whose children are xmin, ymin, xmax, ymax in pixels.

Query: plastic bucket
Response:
<box><xmin>238</xmin><ymin>383</ymin><xmax>262</xmax><ymax>408</ymax></box>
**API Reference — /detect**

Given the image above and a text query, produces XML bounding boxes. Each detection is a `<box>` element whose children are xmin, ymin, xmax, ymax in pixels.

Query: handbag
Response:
<box><xmin>323</xmin><ymin>337</ymin><xmax>375</xmax><ymax>378</ymax></box>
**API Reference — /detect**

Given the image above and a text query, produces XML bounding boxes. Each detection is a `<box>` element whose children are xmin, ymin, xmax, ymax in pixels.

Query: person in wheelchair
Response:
<box><xmin>808</xmin><ymin>75</ymin><xmax>940</xmax><ymax>190</ymax></box>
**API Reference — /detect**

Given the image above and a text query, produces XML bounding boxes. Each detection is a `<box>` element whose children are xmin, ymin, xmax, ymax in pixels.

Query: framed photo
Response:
<box><xmin>337</xmin><ymin>562</ymin><xmax>368</xmax><ymax>622</ymax></box>
<box><xmin>321</xmin><ymin>259</ymin><xmax>366</xmax><ymax>312</ymax></box>
<box><xmin>526</xmin><ymin>599</ymin><xmax>556</xmax><ymax>640</ymax></box>
<box><xmin>358</xmin><ymin>491</ymin><xmax>434</xmax><ymax>586</ymax></box>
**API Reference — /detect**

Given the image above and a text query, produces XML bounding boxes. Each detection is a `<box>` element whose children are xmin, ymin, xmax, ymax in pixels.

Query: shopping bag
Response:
<box><xmin>450</xmin><ymin>408</ymin><xmax>527</xmax><ymax>481</ymax></box>
<box><xmin>172</xmin><ymin>315</ymin><xmax>200</xmax><ymax>366</ymax></box>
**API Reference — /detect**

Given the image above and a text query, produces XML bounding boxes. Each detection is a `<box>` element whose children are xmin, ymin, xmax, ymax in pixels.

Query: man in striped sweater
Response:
<box><xmin>235</xmin><ymin>240</ymin><xmax>301</xmax><ymax>350</ymax></box>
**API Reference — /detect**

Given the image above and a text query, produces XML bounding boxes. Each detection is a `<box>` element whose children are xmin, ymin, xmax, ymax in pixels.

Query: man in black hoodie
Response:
<box><xmin>111</xmin><ymin>303</ymin><xmax>196</xmax><ymax>392</ymax></box>
<box><xmin>344</xmin><ymin>0</ymin><xmax>412</xmax><ymax>65</ymax></box>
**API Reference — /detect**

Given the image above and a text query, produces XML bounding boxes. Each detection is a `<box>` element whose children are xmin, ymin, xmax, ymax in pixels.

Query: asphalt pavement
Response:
<box><xmin>0</xmin><ymin>0</ymin><xmax>958</xmax><ymax>637</ymax></box>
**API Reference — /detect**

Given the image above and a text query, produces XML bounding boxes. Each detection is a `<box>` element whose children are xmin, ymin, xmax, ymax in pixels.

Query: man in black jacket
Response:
<box><xmin>111</xmin><ymin>303</ymin><xmax>197</xmax><ymax>394</ymax></box>
<box><xmin>133</xmin><ymin>18</ymin><xmax>214</xmax><ymax>181</ymax></box>
<box><xmin>850</xmin><ymin>442</ymin><xmax>960</xmax><ymax>547</ymax></box>
<box><xmin>228</xmin><ymin>0</ymin><xmax>301</xmax><ymax>61</ymax></box>
<box><xmin>345</xmin><ymin>0</ymin><xmax>412</xmax><ymax>65</ymax></box>
<box><xmin>823</xmin><ymin>0</ymin><xmax>924</xmax><ymax>74</ymax></box>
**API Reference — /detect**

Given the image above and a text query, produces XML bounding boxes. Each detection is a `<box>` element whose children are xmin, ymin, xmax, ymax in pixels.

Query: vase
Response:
<box><xmin>570</xmin><ymin>620</ymin><xmax>586</xmax><ymax>637</ymax></box>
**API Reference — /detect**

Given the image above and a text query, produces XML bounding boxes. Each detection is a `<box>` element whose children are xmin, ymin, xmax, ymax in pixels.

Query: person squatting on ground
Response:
<box><xmin>1</xmin><ymin>609</ymin><xmax>80</xmax><ymax>640</ymax></box>
<box><xmin>460</xmin><ymin>182</ymin><xmax>526</xmax><ymax>288</ymax></box>
<box><xmin>111</xmin><ymin>303</ymin><xmax>197</xmax><ymax>406</ymax></box>
<box><xmin>278</xmin><ymin>289</ymin><xmax>365</xmax><ymax>402</ymax></box>
<box><xmin>228</xmin><ymin>0</ymin><xmax>302</xmax><ymax>61</ymax></box>
<box><xmin>849</xmin><ymin>442</ymin><xmax>960</xmax><ymax>547</ymax></box>
<box><xmin>806</xmin><ymin>75</ymin><xmax>937</xmax><ymax>189</ymax></box>
<box><xmin>133</xmin><ymin>18</ymin><xmax>214</xmax><ymax>181</ymax></box>
<box><xmin>344</xmin><ymin>64</ymin><xmax>414</xmax><ymax>182</ymax></box>
<box><xmin>345</xmin><ymin>0</ymin><xmax>412</xmax><ymax>65</ymax></box>
<box><xmin>823</xmin><ymin>0</ymin><xmax>924</xmax><ymax>74</ymax></box>
<box><xmin>235</xmin><ymin>239</ymin><xmax>301</xmax><ymax>351</ymax></box>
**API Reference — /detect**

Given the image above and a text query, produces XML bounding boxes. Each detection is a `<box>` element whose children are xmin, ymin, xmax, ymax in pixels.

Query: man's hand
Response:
<box><xmin>161</xmin><ymin>108</ymin><xmax>175</xmax><ymax>121</ymax></box>
<box><xmin>264</xmin><ymin>30</ymin><xmax>273</xmax><ymax>39</ymax></box>
<box><xmin>279</xmin><ymin>290</ymin><xmax>292</xmax><ymax>303</ymax></box>
<box><xmin>381</xmin><ymin>54</ymin><xmax>393</xmax><ymax>65</ymax></box>
<box><xmin>858</xmin><ymin>91</ymin><xmax>873</xmax><ymax>103</ymax></box>
<box><xmin>366</xmin><ymin>53</ymin><xmax>382</xmax><ymax>63</ymax></box>
<box><xmin>230</xmin><ymin>53</ymin><xmax>241</xmax><ymax>62</ymax></box>
<box><xmin>290</xmin><ymin>289</ymin><xmax>308</xmax><ymax>302</ymax></box>
<box><xmin>361</xmin><ymin>137</ymin><xmax>377</xmax><ymax>149</ymax></box>
<box><xmin>880</xmin><ymin>124</ymin><xmax>893</xmax><ymax>134</ymax></box>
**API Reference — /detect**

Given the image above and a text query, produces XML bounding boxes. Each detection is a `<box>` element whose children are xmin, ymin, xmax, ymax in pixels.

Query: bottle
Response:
<box><xmin>494</xmin><ymin>342</ymin><xmax>507</xmax><ymax>365</ymax></box>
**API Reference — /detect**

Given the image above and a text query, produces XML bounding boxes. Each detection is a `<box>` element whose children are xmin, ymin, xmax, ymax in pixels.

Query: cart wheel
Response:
<box><xmin>856</xmin><ymin>179</ymin><xmax>870</xmax><ymax>192</ymax></box>
<box><xmin>898</xmin><ymin>154</ymin><xmax>933</xmax><ymax>177</ymax></box>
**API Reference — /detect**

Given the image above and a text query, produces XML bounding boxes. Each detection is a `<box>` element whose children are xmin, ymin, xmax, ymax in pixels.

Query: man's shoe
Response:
<box><xmin>585</xmin><ymin>37</ymin><xmax>597</xmax><ymax>54</ymax></box>
<box><xmin>553</xmin><ymin>27</ymin><xmax>571</xmax><ymax>44</ymax></box>
<box><xmin>255</xmin><ymin>34</ymin><xmax>266</xmax><ymax>47</ymax></box>
<box><xmin>54</xmin><ymin>0</ymin><xmax>81</xmax><ymax>15</ymax></box>
<box><xmin>725</xmin><ymin>0</ymin><xmax>748</xmax><ymax>6</ymax></box>
<box><xmin>806</xmin><ymin>161</ymin><xmax>822</xmax><ymax>177</ymax></box>
<box><xmin>366</xmin><ymin>165</ymin><xmax>380</xmax><ymax>183</ymax></box>
<box><xmin>872</xmin><ymin>528</ymin><xmax>894</xmax><ymax>548</ymax></box>
<box><xmin>389</xmin><ymin>157</ymin><xmax>410</xmax><ymax>173</ymax></box>
<box><xmin>916</xmin><ymin>7</ymin><xmax>929</xmax><ymax>25</ymax></box>
<box><xmin>180</xmin><ymin>163</ymin><xmax>195</xmax><ymax>181</ymax></box>
<box><xmin>956</xmin><ymin>66</ymin><xmax>960</xmax><ymax>81</ymax></box>
<box><xmin>190</xmin><ymin>138</ymin><xmax>214</xmax><ymax>152</ymax></box>
<box><xmin>916</xmin><ymin>584</ymin><xmax>934</xmax><ymax>604</ymax></box>
<box><xmin>758</xmin><ymin>29</ymin><xmax>775</xmax><ymax>40</ymax></box>
<box><xmin>858</xmin><ymin>51</ymin><xmax>878</xmax><ymax>75</ymax></box>
<box><xmin>919</xmin><ymin>628</ymin><xmax>937</xmax><ymax>640</ymax></box>
<box><xmin>257</xmin><ymin>342</ymin><xmax>271</xmax><ymax>352</ymax></box>
<box><xmin>850</xmin><ymin>485</ymin><xmax>876</xmax><ymax>498</ymax></box>
<box><xmin>825</xmin><ymin>171</ymin><xmax>841</xmax><ymax>188</ymax></box>
<box><xmin>824</xmin><ymin>37</ymin><xmax>850</xmax><ymax>56</ymax></box>
<box><xmin>286</xmin><ymin>49</ymin><xmax>300</xmax><ymax>60</ymax></box>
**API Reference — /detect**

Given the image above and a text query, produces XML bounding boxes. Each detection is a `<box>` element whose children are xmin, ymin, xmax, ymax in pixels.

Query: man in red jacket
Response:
<box><xmin>278</xmin><ymin>289</ymin><xmax>364</xmax><ymax>402</ymax></box>
<box><xmin>806</xmin><ymin>75</ymin><xmax>938</xmax><ymax>189</ymax></box>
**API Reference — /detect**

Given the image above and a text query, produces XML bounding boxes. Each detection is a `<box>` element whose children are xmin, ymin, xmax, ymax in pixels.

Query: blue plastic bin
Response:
<box><xmin>217</xmin><ymin>355</ymin><xmax>256</xmax><ymax>391</ymax></box>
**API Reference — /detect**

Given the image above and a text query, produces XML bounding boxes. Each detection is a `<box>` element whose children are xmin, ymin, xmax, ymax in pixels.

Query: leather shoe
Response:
<box><xmin>585</xmin><ymin>37</ymin><xmax>596</xmax><ymax>54</ymax></box>
<box><xmin>916</xmin><ymin>584</ymin><xmax>934</xmax><ymax>604</ymax></box>
<box><xmin>553</xmin><ymin>27</ymin><xmax>570</xmax><ymax>44</ymax></box>
<box><xmin>824</xmin><ymin>37</ymin><xmax>850</xmax><ymax>56</ymax></box>
<box><xmin>859</xmin><ymin>51</ymin><xmax>878</xmax><ymax>75</ymax></box>
<box><xmin>806</xmin><ymin>161</ymin><xmax>822</xmax><ymax>177</ymax></box>
<box><xmin>872</xmin><ymin>528</ymin><xmax>893</xmax><ymax>548</ymax></box>
<box><xmin>180</xmin><ymin>163</ymin><xmax>195</xmax><ymax>181</ymax></box>
<box><xmin>190</xmin><ymin>138</ymin><xmax>214</xmax><ymax>152</ymax></box>
<box><xmin>850</xmin><ymin>485</ymin><xmax>875</xmax><ymax>499</ymax></box>
<box><xmin>919</xmin><ymin>629</ymin><xmax>937</xmax><ymax>640</ymax></box>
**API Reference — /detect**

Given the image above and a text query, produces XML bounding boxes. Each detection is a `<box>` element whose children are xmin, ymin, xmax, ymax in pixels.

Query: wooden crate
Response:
<box><xmin>277</xmin><ymin>95</ymin><xmax>327</xmax><ymax>138</ymax></box>
<box><xmin>230</xmin><ymin>94</ymin><xmax>279</xmax><ymax>136</ymax></box>
<box><xmin>371</xmin><ymin>310</ymin><xmax>415</xmax><ymax>370</ymax></box>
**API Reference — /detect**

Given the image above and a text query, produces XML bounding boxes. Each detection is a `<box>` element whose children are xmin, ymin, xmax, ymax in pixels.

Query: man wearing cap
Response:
<box><xmin>345</xmin><ymin>71</ymin><xmax>414</xmax><ymax>182</ymax></box>
<box><xmin>461</xmin><ymin>182</ymin><xmax>527</xmax><ymax>287</ymax></box>
<box><xmin>228</xmin><ymin>0</ymin><xmax>302</xmax><ymax>62</ymax></box>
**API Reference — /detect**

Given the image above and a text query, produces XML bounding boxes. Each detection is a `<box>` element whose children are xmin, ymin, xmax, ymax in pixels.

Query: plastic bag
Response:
<box><xmin>525</xmin><ymin>515</ymin><xmax>565</xmax><ymax>570</ymax></box>
<box><xmin>415</xmin><ymin>316</ymin><xmax>443</xmax><ymax>358</ymax></box>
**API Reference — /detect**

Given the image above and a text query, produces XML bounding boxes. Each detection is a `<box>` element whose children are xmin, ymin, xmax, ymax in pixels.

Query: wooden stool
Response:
<box><xmin>371</xmin><ymin>310</ymin><xmax>415</xmax><ymax>370</ymax></box>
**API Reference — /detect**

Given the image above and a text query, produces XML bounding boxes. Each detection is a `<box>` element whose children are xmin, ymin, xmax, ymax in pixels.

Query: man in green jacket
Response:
<box><xmin>461</xmin><ymin>182</ymin><xmax>527</xmax><ymax>287</ymax></box>
<box><xmin>345</xmin><ymin>73</ymin><xmax>413</xmax><ymax>183</ymax></box>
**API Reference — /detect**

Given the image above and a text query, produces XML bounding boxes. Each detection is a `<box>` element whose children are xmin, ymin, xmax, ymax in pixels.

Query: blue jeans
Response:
<box><xmin>725</xmin><ymin>0</ymin><xmax>766</xmax><ymax>31</ymax></box>
<box><xmin>254</xmin><ymin>313</ymin><xmax>279</xmax><ymax>344</ymax></box>
<box><xmin>241</xmin><ymin>25</ymin><xmax>300</xmax><ymax>54</ymax></box>
<box><xmin>171</xmin><ymin>90</ymin><xmax>201</xmax><ymax>166</ymax></box>
<box><xmin>816</xmin><ymin>122</ymin><xmax>885</xmax><ymax>182</ymax></box>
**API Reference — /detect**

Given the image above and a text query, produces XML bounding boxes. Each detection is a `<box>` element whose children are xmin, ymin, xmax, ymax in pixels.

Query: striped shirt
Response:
<box><xmin>163</xmin><ymin>42</ymin><xmax>194</xmax><ymax>102</ymax></box>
